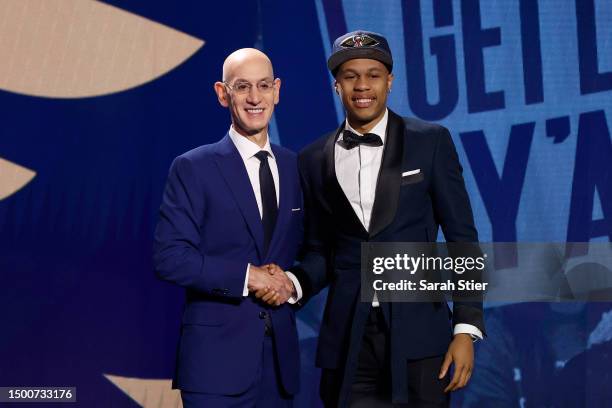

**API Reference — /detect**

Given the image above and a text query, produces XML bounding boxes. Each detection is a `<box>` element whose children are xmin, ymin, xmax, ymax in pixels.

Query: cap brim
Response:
<box><xmin>327</xmin><ymin>48</ymin><xmax>393</xmax><ymax>73</ymax></box>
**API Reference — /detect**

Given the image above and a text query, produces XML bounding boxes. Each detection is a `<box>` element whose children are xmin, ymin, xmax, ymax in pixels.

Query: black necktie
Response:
<box><xmin>341</xmin><ymin>130</ymin><xmax>383</xmax><ymax>149</ymax></box>
<box><xmin>254</xmin><ymin>151</ymin><xmax>278</xmax><ymax>255</ymax></box>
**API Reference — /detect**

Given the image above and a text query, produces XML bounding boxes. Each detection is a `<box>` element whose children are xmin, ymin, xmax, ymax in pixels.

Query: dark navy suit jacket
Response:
<box><xmin>153</xmin><ymin>134</ymin><xmax>303</xmax><ymax>395</ymax></box>
<box><xmin>291</xmin><ymin>110</ymin><xmax>485</xmax><ymax>406</ymax></box>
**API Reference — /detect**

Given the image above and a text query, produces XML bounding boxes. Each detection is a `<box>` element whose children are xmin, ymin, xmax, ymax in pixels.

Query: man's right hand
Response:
<box><xmin>248</xmin><ymin>264</ymin><xmax>295</xmax><ymax>306</ymax></box>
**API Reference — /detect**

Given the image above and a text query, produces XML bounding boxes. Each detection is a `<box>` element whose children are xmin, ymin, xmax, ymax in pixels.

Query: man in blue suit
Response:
<box><xmin>264</xmin><ymin>31</ymin><xmax>485</xmax><ymax>407</ymax></box>
<box><xmin>153</xmin><ymin>48</ymin><xmax>303</xmax><ymax>407</ymax></box>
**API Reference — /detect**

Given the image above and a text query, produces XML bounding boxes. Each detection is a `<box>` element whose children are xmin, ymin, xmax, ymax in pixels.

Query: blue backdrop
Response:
<box><xmin>1</xmin><ymin>1</ymin><xmax>611</xmax><ymax>406</ymax></box>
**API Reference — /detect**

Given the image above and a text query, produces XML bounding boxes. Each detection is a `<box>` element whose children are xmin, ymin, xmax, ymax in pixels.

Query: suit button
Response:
<box><xmin>259</xmin><ymin>311</ymin><xmax>267</xmax><ymax>319</ymax></box>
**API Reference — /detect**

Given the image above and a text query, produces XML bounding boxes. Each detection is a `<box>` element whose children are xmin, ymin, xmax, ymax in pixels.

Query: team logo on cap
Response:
<box><xmin>340</xmin><ymin>34</ymin><xmax>379</xmax><ymax>48</ymax></box>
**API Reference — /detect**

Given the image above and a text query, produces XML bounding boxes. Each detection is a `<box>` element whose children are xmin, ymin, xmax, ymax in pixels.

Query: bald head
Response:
<box><xmin>214</xmin><ymin>48</ymin><xmax>281</xmax><ymax>142</ymax></box>
<box><xmin>222</xmin><ymin>48</ymin><xmax>274</xmax><ymax>82</ymax></box>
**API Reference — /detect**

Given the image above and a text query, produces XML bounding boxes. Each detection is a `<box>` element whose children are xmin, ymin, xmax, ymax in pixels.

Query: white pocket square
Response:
<box><xmin>291</xmin><ymin>208</ymin><xmax>301</xmax><ymax>212</ymax></box>
<box><xmin>402</xmin><ymin>169</ymin><xmax>421</xmax><ymax>177</ymax></box>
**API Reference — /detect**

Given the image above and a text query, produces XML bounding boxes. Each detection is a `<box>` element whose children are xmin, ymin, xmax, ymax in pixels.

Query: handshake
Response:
<box><xmin>247</xmin><ymin>264</ymin><xmax>297</xmax><ymax>306</ymax></box>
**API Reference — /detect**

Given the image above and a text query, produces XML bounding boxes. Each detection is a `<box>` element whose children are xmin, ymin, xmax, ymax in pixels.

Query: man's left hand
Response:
<box><xmin>254</xmin><ymin>264</ymin><xmax>296</xmax><ymax>306</ymax></box>
<box><xmin>438</xmin><ymin>333</ymin><xmax>474</xmax><ymax>392</ymax></box>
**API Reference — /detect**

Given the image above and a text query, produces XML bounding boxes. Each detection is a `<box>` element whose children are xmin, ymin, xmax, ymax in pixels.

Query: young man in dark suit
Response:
<box><xmin>153</xmin><ymin>48</ymin><xmax>303</xmax><ymax>407</ymax></box>
<box><xmin>264</xmin><ymin>31</ymin><xmax>485</xmax><ymax>407</ymax></box>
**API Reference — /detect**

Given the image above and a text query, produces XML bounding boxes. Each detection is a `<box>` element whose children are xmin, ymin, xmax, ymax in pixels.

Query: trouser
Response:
<box><xmin>181</xmin><ymin>312</ymin><xmax>293</xmax><ymax>408</ymax></box>
<box><xmin>321</xmin><ymin>307</ymin><xmax>450</xmax><ymax>408</ymax></box>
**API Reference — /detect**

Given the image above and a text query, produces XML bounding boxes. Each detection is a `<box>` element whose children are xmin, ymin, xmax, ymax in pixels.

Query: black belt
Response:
<box><xmin>366</xmin><ymin>307</ymin><xmax>387</xmax><ymax>331</ymax></box>
<box><xmin>259</xmin><ymin>311</ymin><xmax>273</xmax><ymax>336</ymax></box>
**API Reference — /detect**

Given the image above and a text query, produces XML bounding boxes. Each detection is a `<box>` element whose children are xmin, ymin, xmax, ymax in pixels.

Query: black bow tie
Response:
<box><xmin>341</xmin><ymin>130</ymin><xmax>383</xmax><ymax>149</ymax></box>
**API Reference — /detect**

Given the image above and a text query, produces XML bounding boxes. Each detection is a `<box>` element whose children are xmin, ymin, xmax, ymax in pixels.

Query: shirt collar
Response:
<box><xmin>339</xmin><ymin>108</ymin><xmax>389</xmax><ymax>145</ymax></box>
<box><xmin>228</xmin><ymin>125</ymin><xmax>275</xmax><ymax>161</ymax></box>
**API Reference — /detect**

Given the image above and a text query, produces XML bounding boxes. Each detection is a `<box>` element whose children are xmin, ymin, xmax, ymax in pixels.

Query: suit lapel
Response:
<box><xmin>323</xmin><ymin>126</ymin><xmax>369</xmax><ymax>238</ymax></box>
<box><xmin>266</xmin><ymin>145</ymin><xmax>290</xmax><ymax>260</ymax></box>
<box><xmin>214</xmin><ymin>134</ymin><xmax>265</xmax><ymax>259</ymax></box>
<box><xmin>368</xmin><ymin>110</ymin><xmax>405</xmax><ymax>238</ymax></box>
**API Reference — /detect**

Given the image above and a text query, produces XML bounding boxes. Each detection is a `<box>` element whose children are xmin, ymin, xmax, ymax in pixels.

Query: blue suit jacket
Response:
<box><xmin>153</xmin><ymin>134</ymin><xmax>303</xmax><ymax>395</ymax></box>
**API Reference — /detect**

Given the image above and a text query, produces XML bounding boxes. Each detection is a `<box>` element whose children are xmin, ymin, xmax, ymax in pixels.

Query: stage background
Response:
<box><xmin>1</xmin><ymin>0</ymin><xmax>611</xmax><ymax>406</ymax></box>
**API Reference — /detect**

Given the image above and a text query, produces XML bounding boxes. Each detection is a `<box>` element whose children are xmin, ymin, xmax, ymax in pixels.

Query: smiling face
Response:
<box><xmin>214</xmin><ymin>49</ymin><xmax>280</xmax><ymax>139</ymax></box>
<box><xmin>334</xmin><ymin>58</ymin><xmax>393</xmax><ymax>133</ymax></box>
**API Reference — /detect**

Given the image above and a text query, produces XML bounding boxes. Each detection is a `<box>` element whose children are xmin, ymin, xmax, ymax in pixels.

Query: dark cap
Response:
<box><xmin>327</xmin><ymin>30</ymin><xmax>393</xmax><ymax>75</ymax></box>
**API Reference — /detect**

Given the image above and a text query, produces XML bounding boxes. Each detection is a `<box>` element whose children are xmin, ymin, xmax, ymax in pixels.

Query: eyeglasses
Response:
<box><xmin>223</xmin><ymin>80</ymin><xmax>275</xmax><ymax>95</ymax></box>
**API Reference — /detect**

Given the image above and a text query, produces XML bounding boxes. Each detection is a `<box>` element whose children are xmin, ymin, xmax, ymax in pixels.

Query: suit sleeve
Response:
<box><xmin>153</xmin><ymin>155</ymin><xmax>247</xmax><ymax>298</ymax></box>
<box><xmin>289</xmin><ymin>153</ymin><xmax>332</xmax><ymax>302</ymax></box>
<box><xmin>431</xmin><ymin>127</ymin><xmax>486</xmax><ymax>336</ymax></box>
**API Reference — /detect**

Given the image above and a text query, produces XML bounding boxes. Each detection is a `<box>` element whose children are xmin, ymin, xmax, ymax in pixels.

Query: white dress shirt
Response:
<box><xmin>228</xmin><ymin>127</ymin><xmax>301</xmax><ymax>303</ymax></box>
<box><xmin>336</xmin><ymin>110</ymin><xmax>386</xmax><ymax>309</ymax></box>
<box><xmin>336</xmin><ymin>110</ymin><xmax>389</xmax><ymax>231</ymax></box>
